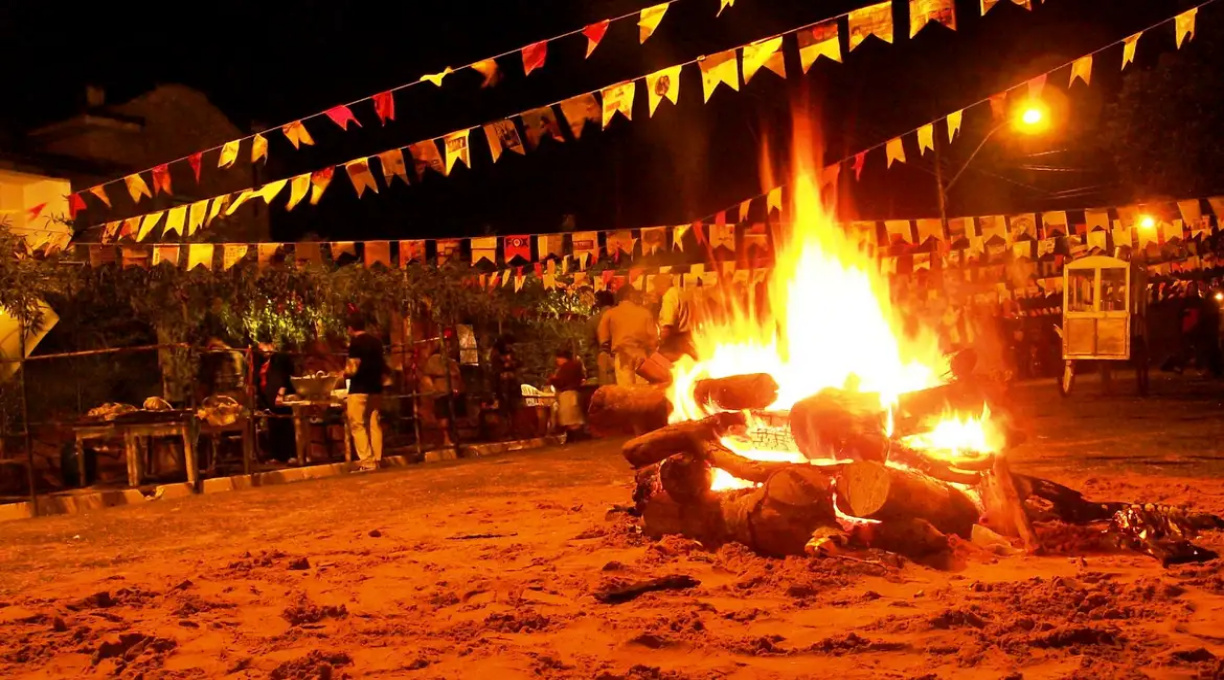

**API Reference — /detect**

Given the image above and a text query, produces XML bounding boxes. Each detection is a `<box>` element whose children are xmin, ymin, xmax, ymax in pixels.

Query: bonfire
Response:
<box><xmin>589</xmin><ymin>116</ymin><xmax>1222</xmax><ymax>568</ymax></box>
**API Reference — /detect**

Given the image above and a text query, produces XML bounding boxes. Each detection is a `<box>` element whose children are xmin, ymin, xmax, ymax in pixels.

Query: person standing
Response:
<box><xmin>654</xmin><ymin>275</ymin><xmax>697</xmax><ymax>362</ymax></box>
<box><xmin>548</xmin><ymin>349</ymin><xmax>587</xmax><ymax>438</ymax></box>
<box><xmin>423</xmin><ymin>341</ymin><xmax>465</xmax><ymax>448</ymax></box>
<box><xmin>590</xmin><ymin>291</ymin><xmax>617</xmax><ymax>385</ymax></box>
<box><xmin>345</xmin><ymin>317</ymin><xmax>386</xmax><ymax>471</ymax></box>
<box><xmin>597</xmin><ymin>286</ymin><xmax>658</xmax><ymax>386</ymax></box>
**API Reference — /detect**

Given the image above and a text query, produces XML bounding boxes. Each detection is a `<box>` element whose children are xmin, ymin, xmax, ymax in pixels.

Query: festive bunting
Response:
<box><xmin>1041</xmin><ymin>211</ymin><xmax>1069</xmax><ymax>237</ymax></box>
<box><xmin>188</xmin><ymin>244</ymin><xmax>214</xmax><ymax>271</ymax></box>
<box><xmin>163</xmin><ymin>206</ymin><xmax>186</xmax><ymax>237</ymax></box>
<box><xmin>641</xmin><ymin>227</ymin><xmax>666</xmax><ymax>255</ymax></box>
<box><xmin>572</xmin><ymin>231</ymin><xmax>599</xmax><ymax>263</ymax></box>
<box><xmin>1085</xmin><ymin>210</ymin><xmax>1110</xmax><ymax>232</ymax></box>
<box><xmin>471</xmin><ymin>236</ymin><xmax>497</xmax><ymax>265</ymax></box>
<box><xmin>472</xmin><ymin>59</ymin><xmax>501</xmax><ymax>88</ymax></box>
<box><xmin>223</xmin><ymin>245</ymin><xmax>248</xmax><ymax>271</ymax></box>
<box><xmin>521</xmin><ymin>107</ymin><xmax>565</xmax><ymax>148</ymax></box>
<box><xmin>522</xmin><ymin>40</ymin><xmax>548</xmax><ymax>75</ymax></box>
<box><xmin>646</xmin><ymin>65</ymin><xmax>682</xmax><ymax>116</ymax></box>
<box><xmin>848</xmin><ymin>1</ymin><xmax>894</xmax><ymax>51</ymax></box>
<box><xmin>917</xmin><ymin>124</ymin><xmax>934</xmax><ymax>155</ymax></box>
<box><xmin>1007</xmin><ymin>214</ymin><xmax>1037</xmax><ymax>242</ymax></box>
<box><xmin>742</xmin><ymin>36</ymin><xmax>785</xmax><ymax>83</ymax></box>
<box><xmin>798</xmin><ymin>21</ymin><xmax>841</xmax><ymax>72</ymax></box>
<box><xmin>718</xmin><ymin>0</ymin><xmax>735</xmax><ymax>17</ymax></box>
<box><xmin>188</xmin><ymin>200</ymin><xmax>208</xmax><ymax>235</ymax></box>
<box><xmin>982</xmin><ymin>0</ymin><xmax>1029</xmax><ymax>15</ymax></box>
<box><xmin>332</xmin><ymin>242</ymin><xmax>357</xmax><ymax>260</ymax></box>
<box><xmin>738</xmin><ymin>199</ymin><xmax>752</xmax><ymax>223</ymax></box>
<box><xmin>436</xmin><ymin>239</ymin><xmax>461</xmax><ymax>266</ymax></box>
<box><xmin>443</xmin><ymin>130</ymin><xmax>472</xmax><ymax>175</ymax></box>
<box><xmin>153</xmin><ymin>244</ymin><xmax>179</xmax><ymax>267</ymax></box>
<box><xmin>601</xmin><ymin>81</ymin><xmax>635</xmax><ymax>128</ymax></box>
<box><xmin>1027</xmin><ymin>73</ymin><xmax>1046</xmax><ymax>98</ymax></box>
<box><xmin>326</xmin><ymin>105</ymin><xmax>361</xmax><ymax>131</ymax></box>
<box><xmin>539</xmin><ymin>233</ymin><xmax>564</xmax><ymax>260</ymax></box>
<box><xmin>399</xmin><ymin>240</ymin><xmax>426</xmax><ymax>266</ymax></box>
<box><xmin>886</xmin><ymin>220</ymin><xmax>913</xmax><ymax>245</ymax></box>
<box><xmin>101</xmin><ymin>221</ymin><xmax>120</xmax><ymax>243</ymax></box>
<box><xmin>639</xmin><ymin>3</ymin><xmax>668</xmax><ymax>43</ymax></box>
<box><xmin>408</xmin><ymin>140</ymin><xmax>446</xmax><ymax>178</ymax></box>
<box><xmin>885</xmin><ymin>137</ymin><xmax>906</xmax><ymax>167</ymax></box>
<box><xmin>218</xmin><ymin>140</ymin><xmax>241</xmax><ymax>168</ymax></box>
<box><xmin>699</xmin><ymin>49</ymin><xmax>740</xmax><ymax>102</ymax></box>
<box><xmin>225</xmin><ymin>189</ymin><xmax>258</xmax><ymax>217</ymax></box>
<box><xmin>420</xmin><ymin>67</ymin><xmax>454</xmax><ymax>87</ymax></box>
<box><xmin>188</xmin><ymin>153</ymin><xmax>203</xmax><ymax>183</ymax></box>
<box><xmin>1069</xmin><ymin>55</ymin><xmax>1092</xmax><ymax>87</ymax></box>
<box><xmin>89</xmin><ymin>185</ymin><xmax>111</xmax><ymax>208</ymax></box>
<box><xmin>310</xmin><ymin>168</ymin><xmax>334</xmax><ymax>205</ymax></box>
<box><xmin>910</xmin><ymin>0</ymin><xmax>955</xmax><ymax>37</ymax></box>
<box><xmin>484</xmin><ymin>120</ymin><xmax>525</xmax><ymax>162</ymax></box>
<box><xmin>947</xmin><ymin>109</ymin><xmax>963</xmax><ymax>142</ymax></box>
<box><xmin>988</xmin><ymin>93</ymin><xmax>1006</xmax><ymax>119</ymax></box>
<box><xmin>89</xmin><ymin>245</ymin><xmax>116</xmax><ymax>267</ymax></box>
<box><xmin>559</xmin><ymin>93</ymin><xmax>600</xmax><ymax>139</ymax></box>
<box><xmin>251</xmin><ymin>133</ymin><xmax>268</xmax><ymax>164</ymax></box>
<box><xmin>373</xmin><ymin>91</ymin><xmax>395</xmax><ymax>124</ymax></box>
<box><xmin>125</xmin><ymin>174</ymin><xmax>153</xmax><ymax>203</ymax></box>
<box><xmin>136</xmin><ymin>211</ymin><xmax>164</xmax><ymax>242</ymax></box>
<box><xmin>852</xmin><ymin>152</ymin><xmax>866</xmax><ymax>180</ymax></box>
<box><xmin>916</xmin><ymin>219</ymin><xmax>943</xmax><ymax>243</ymax></box>
<box><xmin>295</xmin><ymin>242</ymin><xmax>322</xmax><ymax>267</ymax></box>
<box><xmin>377</xmin><ymin>149</ymin><xmax>410</xmax><ymax>186</ymax></box>
<box><xmin>1176</xmin><ymin>8</ymin><xmax>1197</xmax><ymax>48</ymax></box>
<box><xmin>68</xmin><ymin>193</ymin><xmax>87</xmax><ymax>220</ymax></box>
<box><xmin>504</xmin><ymin>235</ymin><xmax>532</xmax><ymax>262</ymax></box>
<box><xmin>766</xmin><ymin>187</ymin><xmax>783</xmax><ymax>215</ymax></box>
<box><xmin>206</xmin><ymin>196</ymin><xmax>229</xmax><ymax>226</ymax></box>
<box><xmin>583</xmin><ymin>20</ymin><xmax>610</xmax><ymax>58</ymax></box>
<box><xmin>1177</xmin><ymin>200</ymin><xmax>1202</xmax><ymax>227</ymax></box>
<box><xmin>342</xmin><ymin>159</ymin><xmax>379</xmax><ymax>198</ymax></box>
<box><xmin>1121</xmin><ymin>32</ymin><xmax>1141</xmax><ymax>69</ymax></box>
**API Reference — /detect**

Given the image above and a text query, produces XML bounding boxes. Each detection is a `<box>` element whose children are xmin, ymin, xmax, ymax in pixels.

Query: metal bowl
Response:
<box><xmin>291</xmin><ymin>374</ymin><xmax>340</xmax><ymax>401</ymax></box>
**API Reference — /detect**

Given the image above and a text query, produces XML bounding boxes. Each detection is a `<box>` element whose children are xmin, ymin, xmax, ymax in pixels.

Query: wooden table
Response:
<box><xmin>282</xmin><ymin>398</ymin><xmax>351</xmax><ymax>466</ymax></box>
<box><xmin>73</xmin><ymin>418</ymin><xmax>199</xmax><ymax>489</ymax></box>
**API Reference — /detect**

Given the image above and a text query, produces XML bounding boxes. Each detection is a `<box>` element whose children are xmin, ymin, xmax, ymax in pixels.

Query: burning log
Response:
<box><xmin>834</xmin><ymin>461</ymin><xmax>978</xmax><ymax>538</ymax></box>
<box><xmin>587</xmin><ymin>385</ymin><xmax>671</xmax><ymax>436</ymax></box>
<box><xmin>980</xmin><ymin>456</ymin><xmax>1039</xmax><ymax>552</ymax></box>
<box><xmin>691</xmin><ymin>373</ymin><xmax>779</xmax><ymax>411</ymax></box>
<box><xmin>622</xmin><ymin>411</ymin><xmax>746</xmax><ymax>468</ymax></box>
<box><xmin>698</xmin><ymin>440</ymin><xmax>800</xmax><ymax>485</ymax></box>
<box><xmin>789</xmin><ymin>388</ymin><xmax>888</xmax><ymax>462</ymax></box>
<box><xmin>885</xmin><ymin>444</ymin><xmax>982</xmax><ymax>486</ymax></box>
<box><xmin>659</xmin><ymin>453</ymin><xmax>714</xmax><ymax>504</ymax></box>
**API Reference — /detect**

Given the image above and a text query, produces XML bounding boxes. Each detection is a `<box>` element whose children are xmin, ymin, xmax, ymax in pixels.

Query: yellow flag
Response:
<box><xmin>471</xmin><ymin>236</ymin><xmax>497</xmax><ymax>265</ymax></box>
<box><xmin>251</xmin><ymin>133</ymin><xmax>268</xmax><ymax>164</ymax></box>
<box><xmin>420</xmin><ymin>66</ymin><xmax>454</xmax><ymax>86</ymax></box>
<box><xmin>137</xmin><ymin>211</ymin><xmax>164</xmax><ymax>241</ymax></box>
<box><xmin>601</xmin><ymin>81</ymin><xmax>636</xmax><ymax>128</ymax></box>
<box><xmin>152</xmin><ymin>245</ymin><xmax>179</xmax><ymax>267</ymax></box>
<box><xmin>742</xmin><ymin>36</ymin><xmax>785</xmax><ymax>83</ymax></box>
<box><xmin>282</xmin><ymin>121</ymin><xmax>314</xmax><ymax>148</ymax></box>
<box><xmin>188</xmin><ymin>244</ymin><xmax>214</xmax><ymax>271</ymax></box>
<box><xmin>259</xmin><ymin>178</ymin><xmax>289</xmax><ymax>204</ymax></box>
<box><xmin>286</xmin><ymin>174</ymin><xmax>311</xmax><ymax>211</ymax></box>
<box><xmin>1069</xmin><ymin>55</ymin><xmax>1092</xmax><ymax>87</ymax></box>
<box><xmin>848</xmin><ymin>1</ymin><xmax>893</xmax><ymax>52</ymax></box>
<box><xmin>638</xmin><ymin>3</ymin><xmax>668</xmax><ymax>43</ymax></box>
<box><xmin>766</xmin><ymin>187</ymin><xmax>783</xmax><ymax>214</ymax></box>
<box><xmin>257</xmin><ymin>244</ymin><xmax>281</xmax><ymax>269</ymax></box>
<box><xmin>125</xmin><ymin>174</ymin><xmax>152</xmax><ymax>203</ymax></box>
<box><xmin>917</xmin><ymin>124</ymin><xmax>934</xmax><ymax>155</ymax></box>
<box><xmin>218</xmin><ymin>140</ymin><xmax>241</xmax><ymax>168</ymax></box>
<box><xmin>910</xmin><ymin>0</ymin><xmax>955</xmax><ymax>37</ymax></box>
<box><xmin>798</xmin><ymin>22</ymin><xmax>840</xmax><ymax>72</ymax></box>
<box><xmin>718</xmin><ymin>0</ymin><xmax>735</xmax><ymax>16</ymax></box>
<box><xmin>310</xmin><ymin>168</ymin><xmax>334</xmax><ymax>205</ymax></box>
<box><xmin>886</xmin><ymin>137</ymin><xmax>906</xmax><ymax>167</ymax></box>
<box><xmin>377</xmin><ymin>149</ymin><xmax>410</xmax><ymax>186</ymax></box>
<box><xmin>222</xmin><ymin>245</ymin><xmax>248</xmax><ymax>271</ymax></box>
<box><xmin>443</xmin><ymin>130</ymin><xmax>472</xmax><ymax>175</ymax></box>
<box><xmin>947</xmin><ymin>109</ymin><xmax>963</xmax><ymax>142</ymax></box>
<box><xmin>345</xmin><ymin>159</ymin><xmax>380</xmax><ymax>198</ymax></box>
<box><xmin>1175</xmin><ymin>8</ymin><xmax>1196</xmax><ymax>48</ymax></box>
<box><xmin>559</xmin><ymin>94</ymin><xmax>600</xmax><ymax>139</ymax></box>
<box><xmin>163</xmin><ymin>206</ymin><xmax>187</xmax><ymax>236</ymax></box>
<box><xmin>89</xmin><ymin>185</ymin><xmax>111</xmax><ymax>208</ymax></box>
<box><xmin>187</xmin><ymin>200</ymin><xmax>208</xmax><ymax>235</ymax></box>
<box><xmin>1121</xmin><ymin>32</ymin><xmax>1141</xmax><ymax>69</ymax></box>
<box><xmin>699</xmin><ymin>49</ymin><xmax>740</xmax><ymax>102</ymax></box>
<box><xmin>645</xmin><ymin>65</ymin><xmax>682</xmax><ymax>116</ymax></box>
<box><xmin>207</xmin><ymin>195</ymin><xmax>230</xmax><ymax>225</ymax></box>
<box><xmin>471</xmin><ymin>59</ymin><xmax>501</xmax><ymax>88</ymax></box>
<box><xmin>226</xmin><ymin>189</ymin><xmax>257</xmax><ymax>216</ymax></box>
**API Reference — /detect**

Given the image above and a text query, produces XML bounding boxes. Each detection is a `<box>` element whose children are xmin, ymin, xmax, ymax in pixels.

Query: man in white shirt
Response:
<box><xmin>654</xmin><ymin>275</ymin><xmax>697</xmax><ymax>361</ymax></box>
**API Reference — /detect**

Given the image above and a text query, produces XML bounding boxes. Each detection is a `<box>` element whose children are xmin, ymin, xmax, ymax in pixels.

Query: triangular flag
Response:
<box><xmin>89</xmin><ymin>185</ymin><xmax>111</xmax><ymax>208</ymax></box>
<box><xmin>1121</xmin><ymin>32</ymin><xmax>1141</xmax><ymax>69</ymax></box>
<box><xmin>310</xmin><ymin>167</ymin><xmax>334</xmax><ymax>205</ymax></box>
<box><xmin>436</xmin><ymin>239</ymin><xmax>461</xmax><ymax>266</ymax></box>
<box><xmin>910</xmin><ymin>0</ymin><xmax>956</xmax><ymax>38</ymax></box>
<box><xmin>821</xmin><ymin>164</ymin><xmax>841</xmax><ymax>187</ymax></box>
<box><xmin>738</xmin><ymin>199</ymin><xmax>752</xmax><ymax>222</ymax></box>
<box><xmin>345</xmin><ymin>159</ymin><xmax>380</xmax><ymax>198</ymax></box>
<box><xmin>672</xmin><ymin>224</ymin><xmax>690</xmax><ymax>250</ymax></box>
<box><xmin>420</xmin><ymin>66</ymin><xmax>454</xmax><ymax>86</ymax></box>
<box><xmin>28</xmin><ymin>202</ymin><xmax>47</xmax><ymax>220</ymax></box>
<box><xmin>521</xmin><ymin>107</ymin><xmax>565</xmax><ymax>149</ymax></box>
<box><xmin>917</xmin><ymin>124</ymin><xmax>934</xmax><ymax>155</ymax></box>
<box><xmin>981</xmin><ymin>0</ymin><xmax>1029</xmax><ymax>14</ymax></box>
<box><xmin>699</xmin><ymin>49</ymin><xmax>740</xmax><ymax>102</ymax></box>
<box><xmin>646</xmin><ymin>65</ymin><xmax>682</xmax><ymax>116</ymax></box>
<box><xmin>377</xmin><ymin>149</ymin><xmax>410</xmax><ymax>186</ymax></box>
<box><xmin>187</xmin><ymin>153</ymin><xmax>203</xmax><ymax>183</ymax></box>
<box><xmin>718</xmin><ymin>0</ymin><xmax>735</xmax><ymax>16</ymax></box>
<box><xmin>886</xmin><ymin>137</ymin><xmax>906</xmax><ymax>167</ymax></box>
<box><xmin>408</xmin><ymin>140</ymin><xmax>446</xmax><ymax>177</ymax></box>
<box><xmin>223</xmin><ymin>245</ymin><xmax>248</xmax><ymax>271</ymax></box>
<box><xmin>852</xmin><ymin>152</ymin><xmax>866</xmax><ymax>180</ymax></box>
<box><xmin>471</xmin><ymin>236</ymin><xmax>497</xmax><ymax>265</ymax></box>
<box><xmin>583</xmin><ymin>20</ymin><xmax>609</xmax><ymax>58</ymax></box>
<box><xmin>364</xmin><ymin>241</ymin><xmax>392</xmax><ymax>269</ymax></box>
<box><xmin>331</xmin><ymin>242</ymin><xmax>357</xmax><ymax>260</ymax></box>
<box><xmin>68</xmin><ymin>192</ymin><xmax>87</xmax><ymax>219</ymax></box>
<box><xmin>249</xmin><ymin>133</ymin><xmax>268</xmax><ymax>164</ymax></box>
<box><xmin>188</xmin><ymin>244</ymin><xmax>214</xmax><ymax>271</ymax></box>
<box><xmin>848</xmin><ymin>1</ymin><xmax>894</xmax><ymax>51</ymax></box>
<box><xmin>217</xmin><ymin>140</ymin><xmax>241</xmax><ymax>168</ymax></box>
<box><xmin>501</xmin><ymin>269</ymin><xmax>513</xmax><ymax>287</ymax></box>
<box><xmin>1069</xmin><ymin>55</ymin><xmax>1092</xmax><ymax>87</ymax></box>
<box><xmin>641</xmin><ymin>227</ymin><xmax>666</xmax><ymax>254</ymax></box>
<box><xmin>125</xmin><ymin>174</ymin><xmax>152</xmax><ymax>203</ymax></box>
<box><xmin>742</xmin><ymin>36</ymin><xmax>785</xmax><ymax>83</ymax></box>
<box><xmin>483</xmin><ymin>120</ymin><xmax>525</xmax><ymax>162</ymax></box>
<box><xmin>639</xmin><ymin>3</ymin><xmax>668</xmax><ymax>43</ymax></box>
<box><xmin>136</xmin><ymin>211</ymin><xmax>164</xmax><ymax>241</ymax></box>
<box><xmin>504</xmin><ymin>235</ymin><xmax>532</xmax><ymax>263</ymax></box>
<box><xmin>522</xmin><ymin>41</ymin><xmax>548</xmax><ymax>75</ymax></box>
<box><xmin>258</xmin><ymin>178</ymin><xmax>288</xmax><ymax>204</ymax></box>
<box><xmin>766</xmin><ymin>187</ymin><xmax>783</xmax><ymax>215</ymax></box>
<box><xmin>1027</xmin><ymin>74</ymin><xmax>1046</xmax><ymax>98</ymax></box>
<box><xmin>472</xmin><ymin>59</ymin><xmax>501</xmax><ymax>88</ymax></box>
<box><xmin>187</xmin><ymin>200</ymin><xmax>208</xmax><ymax>235</ymax></box>
<box><xmin>798</xmin><ymin>21</ymin><xmax>840</xmax><ymax>72</ymax></box>
<box><xmin>539</xmin><ymin>233</ymin><xmax>564</xmax><ymax>259</ymax></box>
<box><xmin>325</xmin><ymin>105</ymin><xmax>362</xmax><ymax>131</ymax></box>
<box><xmin>286</xmin><ymin>174</ymin><xmax>311</xmax><ymax>210</ymax></box>
<box><xmin>151</xmin><ymin>164</ymin><xmax>173</xmax><ymax>195</ymax></box>
<box><xmin>443</xmin><ymin>130</ymin><xmax>472</xmax><ymax>175</ymax></box>
<box><xmin>989</xmin><ymin>93</ymin><xmax>1006</xmax><ymax>119</ymax></box>
<box><xmin>373</xmin><ymin>91</ymin><xmax>395</xmax><ymax>124</ymax></box>
<box><xmin>1175</xmin><ymin>8</ymin><xmax>1196</xmax><ymax>48</ymax></box>
<box><xmin>947</xmin><ymin>110</ymin><xmax>963</xmax><ymax>142</ymax></box>
<box><xmin>282</xmin><ymin>121</ymin><xmax>314</xmax><ymax>148</ymax></box>
<box><xmin>119</xmin><ymin>217</ymin><xmax>140</xmax><ymax>240</ymax></box>
<box><xmin>153</xmin><ymin>244</ymin><xmax>179</xmax><ymax>267</ymax></box>
<box><xmin>608</xmin><ymin>230</ymin><xmax>636</xmax><ymax>255</ymax></box>
<box><xmin>225</xmin><ymin>189</ymin><xmax>257</xmax><ymax>216</ymax></box>
<box><xmin>163</xmin><ymin>206</ymin><xmax>186</xmax><ymax>237</ymax></box>
<box><xmin>101</xmin><ymin>221</ymin><xmax>121</xmax><ymax>243</ymax></box>
<box><xmin>601</xmin><ymin>81</ymin><xmax>635</xmax><ymax>128</ymax></box>
<box><xmin>559</xmin><ymin>93</ymin><xmax>600</xmax><ymax>139</ymax></box>
<box><xmin>206</xmin><ymin>195</ymin><xmax>229</xmax><ymax>225</ymax></box>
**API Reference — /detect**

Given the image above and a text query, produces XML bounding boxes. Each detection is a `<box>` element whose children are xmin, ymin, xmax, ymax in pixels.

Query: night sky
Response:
<box><xmin>0</xmin><ymin>0</ymin><xmax>1197</xmax><ymax>242</ymax></box>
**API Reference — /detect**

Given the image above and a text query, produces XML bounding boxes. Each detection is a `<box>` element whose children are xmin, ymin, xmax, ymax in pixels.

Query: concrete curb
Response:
<box><xmin>0</xmin><ymin>434</ymin><xmax>566</xmax><ymax>523</ymax></box>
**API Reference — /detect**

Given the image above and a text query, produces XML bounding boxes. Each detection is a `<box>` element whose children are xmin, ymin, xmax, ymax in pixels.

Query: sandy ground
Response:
<box><xmin>1</xmin><ymin>375</ymin><xmax>1223</xmax><ymax>679</ymax></box>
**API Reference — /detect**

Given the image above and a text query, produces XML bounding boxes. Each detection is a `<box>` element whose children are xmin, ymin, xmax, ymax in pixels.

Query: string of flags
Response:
<box><xmin>78</xmin><ymin>0</ymin><xmax>1055</xmax><ymax>240</ymax></box>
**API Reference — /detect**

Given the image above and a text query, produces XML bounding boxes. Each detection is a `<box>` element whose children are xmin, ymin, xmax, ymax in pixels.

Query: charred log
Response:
<box><xmin>587</xmin><ymin>385</ymin><xmax>671</xmax><ymax>436</ymax></box>
<box><xmin>886</xmin><ymin>444</ymin><xmax>983</xmax><ymax>486</ymax></box>
<box><xmin>980</xmin><ymin>457</ymin><xmax>1039</xmax><ymax>552</ymax></box>
<box><xmin>659</xmin><ymin>453</ymin><xmax>714</xmax><ymax>504</ymax></box>
<box><xmin>835</xmin><ymin>461</ymin><xmax>978</xmax><ymax>538</ymax></box>
<box><xmin>632</xmin><ymin>464</ymin><xmax>662</xmax><ymax>515</ymax></box>
<box><xmin>698</xmin><ymin>440</ymin><xmax>800</xmax><ymax>485</ymax></box>
<box><xmin>622</xmin><ymin>411</ymin><xmax>747</xmax><ymax>468</ymax></box>
<box><xmin>850</xmin><ymin>518</ymin><xmax>951</xmax><ymax>564</ymax></box>
<box><xmin>692</xmin><ymin>373</ymin><xmax>780</xmax><ymax>411</ymax></box>
<box><xmin>789</xmin><ymin>388</ymin><xmax>888</xmax><ymax>462</ymax></box>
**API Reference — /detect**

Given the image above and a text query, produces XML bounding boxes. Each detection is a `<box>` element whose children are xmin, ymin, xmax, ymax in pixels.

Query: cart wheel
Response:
<box><xmin>1133</xmin><ymin>337</ymin><xmax>1150</xmax><ymax>397</ymax></box>
<box><xmin>1058</xmin><ymin>361</ymin><xmax>1075</xmax><ymax>397</ymax></box>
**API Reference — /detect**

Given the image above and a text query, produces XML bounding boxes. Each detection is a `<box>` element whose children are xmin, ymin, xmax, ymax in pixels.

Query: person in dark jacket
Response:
<box><xmin>256</xmin><ymin>342</ymin><xmax>296</xmax><ymax>463</ymax></box>
<box><xmin>548</xmin><ymin>349</ymin><xmax>586</xmax><ymax>436</ymax></box>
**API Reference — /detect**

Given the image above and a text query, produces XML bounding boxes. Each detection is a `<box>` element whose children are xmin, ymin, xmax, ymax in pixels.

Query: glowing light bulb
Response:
<box><xmin>1021</xmin><ymin>108</ymin><xmax>1043</xmax><ymax>126</ymax></box>
<box><xmin>1139</xmin><ymin>216</ymin><xmax>1156</xmax><ymax>230</ymax></box>
<box><xmin>1215</xmin><ymin>291</ymin><xmax>1223</xmax><ymax>302</ymax></box>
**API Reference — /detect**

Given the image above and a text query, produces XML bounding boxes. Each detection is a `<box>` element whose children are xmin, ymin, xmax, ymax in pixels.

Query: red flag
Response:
<box><xmin>522</xmin><ymin>40</ymin><xmax>548</xmax><ymax>75</ymax></box>
<box><xmin>504</xmin><ymin>235</ymin><xmax>532</xmax><ymax>262</ymax></box>
<box><xmin>583</xmin><ymin>20</ymin><xmax>610</xmax><ymax>58</ymax></box>
<box><xmin>693</xmin><ymin>221</ymin><xmax>707</xmax><ymax>245</ymax></box>
<box><xmin>715</xmin><ymin>211</ymin><xmax>726</xmax><ymax>227</ymax></box>
<box><xmin>988</xmin><ymin>93</ymin><xmax>1005</xmax><ymax>119</ymax></box>
<box><xmin>68</xmin><ymin>193</ymin><xmax>86</xmax><ymax>219</ymax></box>
<box><xmin>27</xmin><ymin>202</ymin><xmax>47</xmax><ymax>220</ymax></box>
<box><xmin>601</xmin><ymin>269</ymin><xmax>615</xmax><ymax>286</ymax></box>
<box><xmin>852</xmin><ymin>152</ymin><xmax>866</xmax><ymax>180</ymax></box>
<box><xmin>533</xmin><ymin>262</ymin><xmax>544</xmax><ymax>277</ymax></box>
<box><xmin>373</xmin><ymin>91</ymin><xmax>395</xmax><ymax>125</ymax></box>
<box><xmin>151</xmin><ymin>164</ymin><xmax>172</xmax><ymax>195</ymax></box>
<box><xmin>188</xmin><ymin>152</ymin><xmax>203</xmax><ymax>183</ymax></box>
<box><xmin>325</xmin><ymin>105</ymin><xmax>362</xmax><ymax>131</ymax></box>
